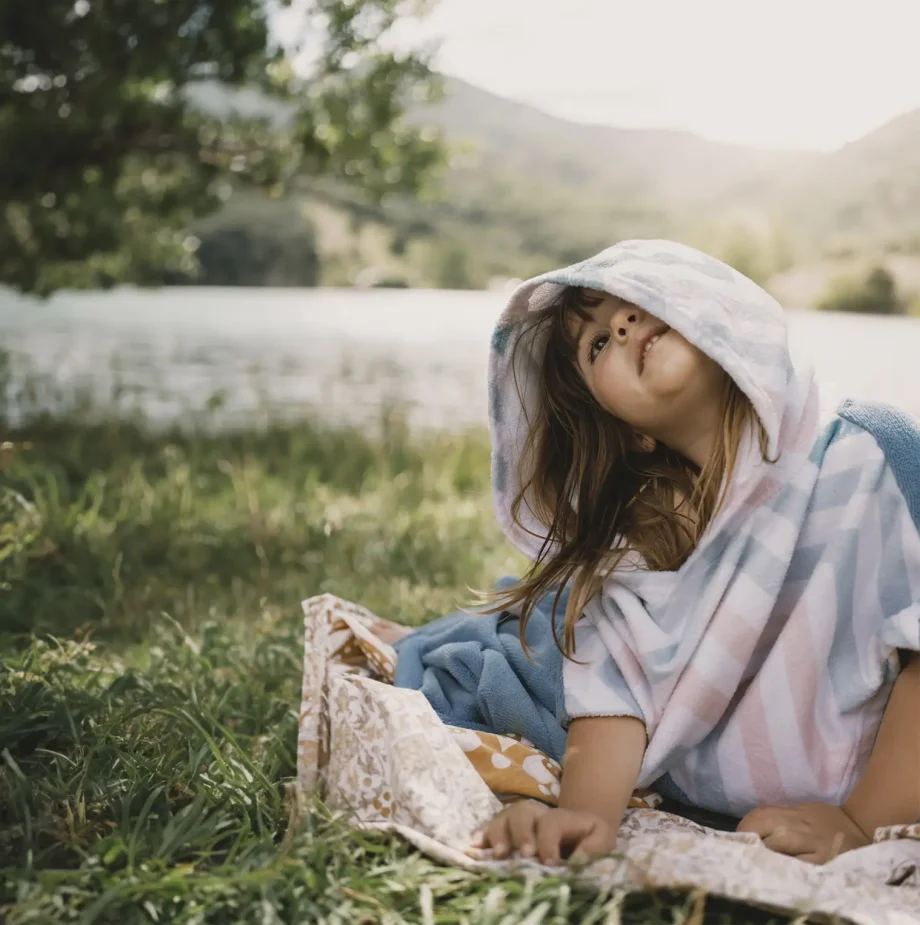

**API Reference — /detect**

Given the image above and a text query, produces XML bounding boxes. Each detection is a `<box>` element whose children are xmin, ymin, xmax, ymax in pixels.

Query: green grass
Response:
<box><xmin>0</xmin><ymin>403</ymin><xmax>810</xmax><ymax>923</ymax></box>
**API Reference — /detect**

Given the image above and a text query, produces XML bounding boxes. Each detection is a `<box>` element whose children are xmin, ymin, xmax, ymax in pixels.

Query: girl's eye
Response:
<box><xmin>588</xmin><ymin>333</ymin><xmax>608</xmax><ymax>364</ymax></box>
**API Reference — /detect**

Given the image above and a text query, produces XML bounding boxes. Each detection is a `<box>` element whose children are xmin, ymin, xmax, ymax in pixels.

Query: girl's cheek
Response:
<box><xmin>604</xmin><ymin>357</ymin><xmax>631</xmax><ymax>391</ymax></box>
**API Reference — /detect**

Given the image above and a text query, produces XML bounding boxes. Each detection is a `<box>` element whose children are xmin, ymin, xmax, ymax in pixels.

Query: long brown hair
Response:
<box><xmin>476</xmin><ymin>286</ymin><xmax>771</xmax><ymax>656</ymax></box>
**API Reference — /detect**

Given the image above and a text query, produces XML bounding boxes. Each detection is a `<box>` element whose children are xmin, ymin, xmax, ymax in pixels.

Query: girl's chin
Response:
<box><xmin>643</xmin><ymin>363</ymin><xmax>696</xmax><ymax>395</ymax></box>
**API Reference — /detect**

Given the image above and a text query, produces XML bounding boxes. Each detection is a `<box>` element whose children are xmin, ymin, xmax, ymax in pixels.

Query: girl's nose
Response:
<box><xmin>613</xmin><ymin>307</ymin><xmax>641</xmax><ymax>344</ymax></box>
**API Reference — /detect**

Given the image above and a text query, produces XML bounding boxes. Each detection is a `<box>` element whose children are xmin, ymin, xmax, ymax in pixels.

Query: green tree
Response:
<box><xmin>0</xmin><ymin>0</ymin><xmax>444</xmax><ymax>295</ymax></box>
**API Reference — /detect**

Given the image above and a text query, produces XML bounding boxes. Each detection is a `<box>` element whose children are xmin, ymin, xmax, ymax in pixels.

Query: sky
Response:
<box><xmin>393</xmin><ymin>0</ymin><xmax>920</xmax><ymax>152</ymax></box>
<box><xmin>273</xmin><ymin>0</ymin><xmax>920</xmax><ymax>152</ymax></box>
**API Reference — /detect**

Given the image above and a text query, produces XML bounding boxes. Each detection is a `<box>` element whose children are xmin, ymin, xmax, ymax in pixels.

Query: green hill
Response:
<box><xmin>298</xmin><ymin>77</ymin><xmax>821</xmax><ymax>288</ymax></box>
<box><xmin>723</xmin><ymin>107</ymin><xmax>920</xmax><ymax>259</ymax></box>
<box><xmin>183</xmin><ymin>77</ymin><xmax>920</xmax><ymax>302</ymax></box>
<box><xmin>421</xmin><ymin>78</ymin><xmax>813</xmax><ymax>207</ymax></box>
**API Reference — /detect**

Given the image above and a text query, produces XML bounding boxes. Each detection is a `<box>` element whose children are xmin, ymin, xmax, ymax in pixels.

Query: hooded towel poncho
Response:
<box><xmin>488</xmin><ymin>239</ymin><xmax>920</xmax><ymax>817</ymax></box>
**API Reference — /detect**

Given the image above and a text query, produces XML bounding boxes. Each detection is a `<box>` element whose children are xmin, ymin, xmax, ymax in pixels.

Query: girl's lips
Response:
<box><xmin>636</xmin><ymin>324</ymin><xmax>670</xmax><ymax>374</ymax></box>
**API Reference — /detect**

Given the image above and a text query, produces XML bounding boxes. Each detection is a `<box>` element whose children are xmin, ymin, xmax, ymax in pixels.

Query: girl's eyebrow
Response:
<box><xmin>574</xmin><ymin>316</ymin><xmax>595</xmax><ymax>348</ymax></box>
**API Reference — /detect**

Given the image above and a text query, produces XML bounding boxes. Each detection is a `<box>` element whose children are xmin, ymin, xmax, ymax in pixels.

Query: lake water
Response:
<box><xmin>0</xmin><ymin>286</ymin><xmax>917</xmax><ymax>432</ymax></box>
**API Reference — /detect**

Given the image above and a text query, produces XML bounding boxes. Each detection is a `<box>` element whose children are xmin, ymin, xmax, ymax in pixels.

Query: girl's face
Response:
<box><xmin>569</xmin><ymin>290</ymin><xmax>726</xmax><ymax>464</ymax></box>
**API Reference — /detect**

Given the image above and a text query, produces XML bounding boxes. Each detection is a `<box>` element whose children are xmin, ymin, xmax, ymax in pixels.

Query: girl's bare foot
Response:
<box><xmin>369</xmin><ymin>620</ymin><xmax>414</xmax><ymax>645</ymax></box>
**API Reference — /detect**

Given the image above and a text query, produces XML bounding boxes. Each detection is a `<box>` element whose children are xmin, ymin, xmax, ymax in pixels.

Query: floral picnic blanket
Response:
<box><xmin>298</xmin><ymin>593</ymin><xmax>920</xmax><ymax>925</ymax></box>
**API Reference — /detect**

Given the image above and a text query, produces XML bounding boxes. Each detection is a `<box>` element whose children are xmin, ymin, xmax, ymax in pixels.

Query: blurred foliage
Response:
<box><xmin>0</xmin><ymin>0</ymin><xmax>444</xmax><ymax>295</ymax></box>
<box><xmin>176</xmin><ymin>190</ymin><xmax>320</xmax><ymax>286</ymax></box>
<box><xmin>431</xmin><ymin>241</ymin><xmax>476</xmax><ymax>289</ymax></box>
<box><xmin>817</xmin><ymin>265</ymin><xmax>905</xmax><ymax>315</ymax></box>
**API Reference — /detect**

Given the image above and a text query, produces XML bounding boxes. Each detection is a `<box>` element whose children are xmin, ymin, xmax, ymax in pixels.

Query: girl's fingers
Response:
<box><xmin>736</xmin><ymin>807</ymin><xmax>782</xmax><ymax>835</ymax></box>
<box><xmin>570</xmin><ymin>824</ymin><xmax>614</xmax><ymax>862</ymax></box>
<box><xmin>796</xmin><ymin>852</ymin><xmax>825</xmax><ymax>865</ymax></box>
<box><xmin>535</xmin><ymin>812</ymin><xmax>594</xmax><ymax>866</ymax></box>
<box><xmin>762</xmin><ymin>826</ymin><xmax>813</xmax><ymax>857</ymax></box>
<box><xmin>738</xmin><ymin>808</ymin><xmax>808</xmax><ymax>856</ymax></box>
<box><xmin>534</xmin><ymin>813</ymin><xmax>566</xmax><ymax>866</ymax></box>
<box><xmin>508</xmin><ymin>807</ymin><xmax>540</xmax><ymax>857</ymax></box>
<box><xmin>483</xmin><ymin>814</ymin><xmax>512</xmax><ymax>859</ymax></box>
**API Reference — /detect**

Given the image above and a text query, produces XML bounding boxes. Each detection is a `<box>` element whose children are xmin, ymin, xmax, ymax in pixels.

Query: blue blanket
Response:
<box><xmin>393</xmin><ymin>576</ymin><xmax>569</xmax><ymax>762</ymax></box>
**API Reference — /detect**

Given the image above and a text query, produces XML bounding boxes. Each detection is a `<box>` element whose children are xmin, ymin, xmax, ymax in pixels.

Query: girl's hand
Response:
<box><xmin>473</xmin><ymin>800</ymin><xmax>618</xmax><ymax>866</ymax></box>
<box><xmin>736</xmin><ymin>802</ymin><xmax>871</xmax><ymax>864</ymax></box>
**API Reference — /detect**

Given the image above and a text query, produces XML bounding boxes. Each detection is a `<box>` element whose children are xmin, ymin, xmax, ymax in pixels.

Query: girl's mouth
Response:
<box><xmin>639</xmin><ymin>326</ymin><xmax>669</xmax><ymax>374</ymax></box>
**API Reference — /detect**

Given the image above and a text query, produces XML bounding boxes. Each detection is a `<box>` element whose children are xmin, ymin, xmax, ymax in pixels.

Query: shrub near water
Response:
<box><xmin>0</xmin><ymin>411</ymin><xmax>795</xmax><ymax>923</ymax></box>
<box><xmin>817</xmin><ymin>265</ymin><xmax>904</xmax><ymax>314</ymax></box>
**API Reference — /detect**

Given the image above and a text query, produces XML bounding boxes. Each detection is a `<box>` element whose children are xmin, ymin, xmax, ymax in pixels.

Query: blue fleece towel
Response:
<box><xmin>838</xmin><ymin>399</ymin><xmax>920</xmax><ymax>533</ymax></box>
<box><xmin>393</xmin><ymin>576</ymin><xmax>569</xmax><ymax>762</ymax></box>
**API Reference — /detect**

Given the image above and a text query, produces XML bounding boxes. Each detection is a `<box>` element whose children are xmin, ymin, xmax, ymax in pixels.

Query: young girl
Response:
<box><xmin>394</xmin><ymin>239</ymin><xmax>920</xmax><ymax>867</ymax></box>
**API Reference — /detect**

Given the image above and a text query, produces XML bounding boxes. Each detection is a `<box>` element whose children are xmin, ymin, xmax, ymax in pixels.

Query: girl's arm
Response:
<box><xmin>478</xmin><ymin>714</ymin><xmax>647</xmax><ymax>865</ymax></box>
<box><xmin>843</xmin><ymin>652</ymin><xmax>920</xmax><ymax>834</ymax></box>
<box><xmin>558</xmin><ymin>714</ymin><xmax>648</xmax><ymax>822</ymax></box>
